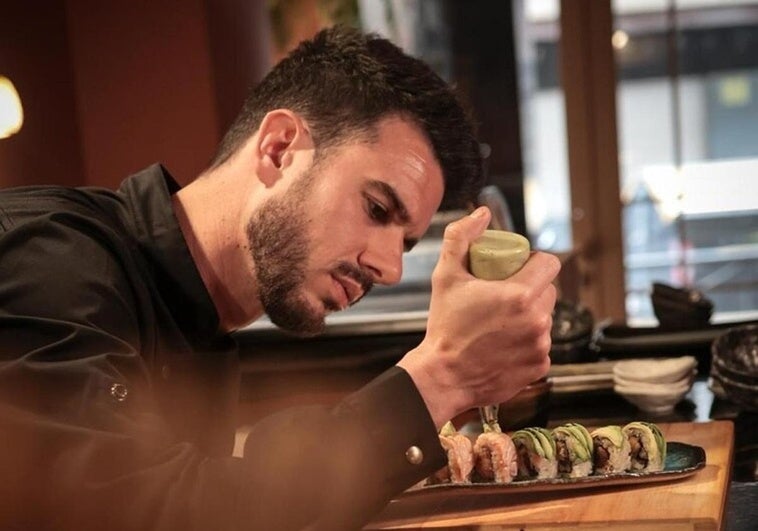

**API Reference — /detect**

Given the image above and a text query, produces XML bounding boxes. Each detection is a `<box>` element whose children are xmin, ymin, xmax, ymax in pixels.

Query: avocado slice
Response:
<box><xmin>554</xmin><ymin>424</ymin><xmax>592</xmax><ymax>461</ymax></box>
<box><xmin>566</xmin><ymin>426</ymin><xmax>592</xmax><ymax>461</ymax></box>
<box><xmin>527</xmin><ymin>427</ymin><xmax>555</xmax><ymax>460</ymax></box>
<box><xmin>567</xmin><ymin>423</ymin><xmax>594</xmax><ymax>452</ymax></box>
<box><xmin>591</xmin><ymin>425</ymin><xmax>625</xmax><ymax>448</ymax></box>
<box><xmin>513</xmin><ymin>429</ymin><xmax>541</xmax><ymax>457</ymax></box>
<box><xmin>626</xmin><ymin>421</ymin><xmax>667</xmax><ymax>463</ymax></box>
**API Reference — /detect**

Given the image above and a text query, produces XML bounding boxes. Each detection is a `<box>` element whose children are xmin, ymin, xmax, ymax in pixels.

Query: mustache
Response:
<box><xmin>334</xmin><ymin>261</ymin><xmax>374</xmax><ymax>305</ymax></box>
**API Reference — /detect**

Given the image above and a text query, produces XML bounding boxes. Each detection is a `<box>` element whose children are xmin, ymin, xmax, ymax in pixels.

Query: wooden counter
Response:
<box><xmin>367</xmin><ymin>421</ymin><xmax>734</xmax><ymax>530</ymax></box>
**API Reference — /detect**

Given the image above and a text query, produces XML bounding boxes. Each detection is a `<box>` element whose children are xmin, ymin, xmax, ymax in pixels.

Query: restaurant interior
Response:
<box><xmin>2</xmin><ymin>0</ymin><xmax>757</xmax><ymax>528</ymax></box>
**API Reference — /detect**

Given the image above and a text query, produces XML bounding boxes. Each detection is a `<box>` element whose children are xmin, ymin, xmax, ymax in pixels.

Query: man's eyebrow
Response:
<box><xmin>366</xmin><ymin>180</ymin><xmax>419</xmax><ymax>252</ymax></box>
<box><xmin>368</xmin><ymin>180</ymin><xmax>409</xmax><ymax>222</ymax></box>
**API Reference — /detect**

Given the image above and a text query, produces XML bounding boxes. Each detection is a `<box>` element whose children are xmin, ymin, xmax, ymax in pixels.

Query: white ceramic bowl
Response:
<box><xmin>613</xmin><ymin>369</ymin><xmax>696</xmax><ymax>393</ymax></box>
<box><xmin>613</xmin><ymin>356</ymin><xmax>697</xmax><ymax>384</ymax></box>
<box><xmin>612</xmin><ymin>356</ymin><xmax>697</xmax><ymax>414</ymax></box>
<box><xmin>613</xmin><ymin>384</ymin><xmax>690</xmax><ymax>415</ymax></box>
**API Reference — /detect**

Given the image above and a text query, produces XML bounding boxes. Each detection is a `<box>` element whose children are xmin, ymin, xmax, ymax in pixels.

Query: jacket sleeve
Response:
<box><xmin>239</xmin><ymin>366</ymin><xmax>446</xmax><ymax>530</ymax></box>
<box><xmin>0</xmin><ymin>214</ymin><xmax>445</xmax><ymax>531</ymax></box>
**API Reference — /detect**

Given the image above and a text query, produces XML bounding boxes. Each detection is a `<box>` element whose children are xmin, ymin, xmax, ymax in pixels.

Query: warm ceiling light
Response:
<box><xmin>612</xmin><ymin>30</ymin><xmax>630</xmax><ymax>51</ymax></box>
<box><xmin>0</xmin><ymin>76</ymin><xmax>24</xmax><ymax>139</ymax></box>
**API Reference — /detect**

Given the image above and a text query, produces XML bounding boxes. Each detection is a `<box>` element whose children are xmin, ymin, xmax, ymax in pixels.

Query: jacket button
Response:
<box><xmin>405</xmin><ymin>446</ymin><xmax>424</xmax><ymax>465</ymax></box>
<box><xmin>110</xmin><ymin>383</ymin><xmax>128</xmax><ymax>402</ymax></box>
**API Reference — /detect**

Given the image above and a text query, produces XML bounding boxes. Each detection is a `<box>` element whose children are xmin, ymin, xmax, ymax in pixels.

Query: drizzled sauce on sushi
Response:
<box><xmin>423</xmin><ymin>420</ymin><xmax>668</xmax><ymax>486</ymax></box>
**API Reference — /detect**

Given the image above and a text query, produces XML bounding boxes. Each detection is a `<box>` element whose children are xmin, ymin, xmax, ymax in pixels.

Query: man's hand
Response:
<box><xmin>397</xmin><ymin>207</ymin><xmax>561</xmax><ymax>429</ymax></box>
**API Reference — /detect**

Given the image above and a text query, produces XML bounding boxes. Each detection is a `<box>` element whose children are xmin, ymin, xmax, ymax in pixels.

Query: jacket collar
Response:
<box><xmin>118</xmin><ymin>164</ymin><xmax>223</xmax><ymax>345</ymax></box>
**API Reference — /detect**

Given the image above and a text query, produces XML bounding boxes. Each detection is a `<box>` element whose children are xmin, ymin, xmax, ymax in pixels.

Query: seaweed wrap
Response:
<box><xmin>473</xmin><ymin>431</ymin><xmax>518</xmax><ymax>483</ymax></box>
<box><xmin>427</xmin><ymin>421</ymin><xmax>474</xmax><ymax>485</ymax></box>
<box><xmin>591</xmin><ymin>425</ymin><xmax>632</xmax><ymax>474</ymax></box>
<box><xmin>623</xmin><ymin>421</ymin><xmax>666</xmax><ymax>472</ymax></box>
<box><xmin>512</xmin><ymin>427</ymin><xmax>558</xmax><ymax>479</ymax></box>
<box><xmin>552</xmin><ymin>423</ymin><xmax>594</xmax><ymax>478</ymax></box>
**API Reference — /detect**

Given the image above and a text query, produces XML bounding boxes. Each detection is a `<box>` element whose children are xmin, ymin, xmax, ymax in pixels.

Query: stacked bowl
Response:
<box><xmin>613</xmin><ymin>356</ymin><xmax>698</xmax><ymax>415</ymax></box>
<box><xmin>710</xmin><ymin>324</ymin><xmax>758</xmax><ymax>411</ymax></box>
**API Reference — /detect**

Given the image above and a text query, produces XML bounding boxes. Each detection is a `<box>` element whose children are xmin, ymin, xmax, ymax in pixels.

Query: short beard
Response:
<box><xmin>247</xmin><ymin>171</ymin><xmax>327</xmax><ymax>336</ymax></box>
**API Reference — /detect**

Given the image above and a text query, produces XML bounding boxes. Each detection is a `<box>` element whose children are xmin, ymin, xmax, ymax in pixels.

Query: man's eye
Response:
<box><xmin>367</xmin><ymin>198</ymin><xmax>390</xmax><ymax>223</ymax></box>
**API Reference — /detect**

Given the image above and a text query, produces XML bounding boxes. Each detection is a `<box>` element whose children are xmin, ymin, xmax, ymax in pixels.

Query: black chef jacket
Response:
<box><xmin>0</xmin><ymin>164</ymin><xmax>445</xmax><ymax>531</ymax></box>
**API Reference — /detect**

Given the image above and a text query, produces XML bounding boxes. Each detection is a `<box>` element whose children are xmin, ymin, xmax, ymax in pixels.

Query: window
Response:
<box><xmin>613</xmin><ymin>0</ymin><xmax>758</xmax><ymax>324</ymax></box>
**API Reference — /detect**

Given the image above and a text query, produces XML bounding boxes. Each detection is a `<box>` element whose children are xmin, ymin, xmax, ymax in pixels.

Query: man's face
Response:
<box><xmin>248</xmin><ymin>116</ymin><xmax>444</xmax><ymax>336</ymax></box>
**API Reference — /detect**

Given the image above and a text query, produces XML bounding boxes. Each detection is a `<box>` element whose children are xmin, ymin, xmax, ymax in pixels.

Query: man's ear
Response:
<box><xmin>256</xmin><ymin>110</ymin><xmax>310</xmax><ymax>186</ymax></box>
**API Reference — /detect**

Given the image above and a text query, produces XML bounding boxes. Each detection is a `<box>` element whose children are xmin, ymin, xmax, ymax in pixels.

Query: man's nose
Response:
<box><xmin>359</xmin><ymin>232</ymin><xmax>403</xmax><ymax>285</ymax></box>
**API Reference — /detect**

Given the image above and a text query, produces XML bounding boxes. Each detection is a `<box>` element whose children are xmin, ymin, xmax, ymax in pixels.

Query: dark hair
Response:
<box><xmin>211</xmin><ymin>25</ymin><xmax>483</xmax><ymax>209</ymax></box>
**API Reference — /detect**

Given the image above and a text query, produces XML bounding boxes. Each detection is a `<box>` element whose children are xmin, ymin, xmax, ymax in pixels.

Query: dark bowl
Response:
<box><xmin>711</xmin><ymin>324</ymin><xmax>758</xmax><ymax>377</ymax></box>
<box><xmin>549</xmin><ymin>335</ymin><xmax>598</xmax><ymax>364</ymax></box>
<box><xmin>497</xmin><ymin>377</ymin><xmax>553</xmax><ymax>431</ymax></box>
<box><xmin>550</xmin><ymin>300</ymin><xmax>595</xmax><ymax>364</ymax></box>
<box><xmin>551</xmin><ymin>300</ymin><xmax>594</xmax><ymax>342</ymax></box>
<box><xmin>710</xmin><ymin>372</ymin><xmax>758</xmax><ymax>412</ymax></box>
<box><xmin>651</xmin><ymin>282</ymin><xmax>713</xmax><ymax>330</ymax></box>
<box><xmin>711</xmin><ymin>356</ymin><xmax>758</xmax><ymax>387</ymax></box>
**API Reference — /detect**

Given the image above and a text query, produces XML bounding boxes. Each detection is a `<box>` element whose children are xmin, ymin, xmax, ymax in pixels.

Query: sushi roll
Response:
<box><xmin>623</xmin><ymin>421</ymin><xmax>666</xmax><ymax>473</ymax></box>
<box><xmin>473</xmin><ymin>431</ymin><xmax>518</xmax><ymax>483</ymax></box>
<box><xmin>552</xmin><ymin>423</ymin><xmax>594</xmax><ymax>478</ymax></box>
<box><xmin>591</xmin><ymin>425</ymin><xmax>631</xmax><ymax>474</ymax></box>
<box><xmin>427</xmin><ymin>421</ymin><xmax>474</xmax><ymax>485</ymax></box>
<box><xmin>512</xmin><ymin>427</ymin><xmax>558</xmax><ymax>480</ymax></box>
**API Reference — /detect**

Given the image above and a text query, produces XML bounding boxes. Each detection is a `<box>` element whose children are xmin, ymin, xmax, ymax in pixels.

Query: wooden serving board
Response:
<box><xmin>366</xmin><ymin>421</ymin><xmax>734</xmax><ymax>530</ymax></box>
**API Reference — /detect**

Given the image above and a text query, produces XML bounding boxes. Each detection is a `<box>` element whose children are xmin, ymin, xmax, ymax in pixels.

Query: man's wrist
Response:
<box><xmin>396</xmin><ymin>346</ymin><xmax>466</xmax><ymax>430</ymax></box>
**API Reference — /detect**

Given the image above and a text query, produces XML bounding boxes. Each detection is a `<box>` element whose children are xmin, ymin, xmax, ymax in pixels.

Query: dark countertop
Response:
<box><xmin>236</xmin><ymin>315</ymin><xmax>758</xmax><ymax>529</ymax></box>
<box><xmin>546</xmin><ymin>377</ymin><xmax>756</xmax><ymax>474</ymax></box>
<box><xmin>544</xmin><ymin>379</ymin><xmax>757</xmax><ymax>531</ymax></box>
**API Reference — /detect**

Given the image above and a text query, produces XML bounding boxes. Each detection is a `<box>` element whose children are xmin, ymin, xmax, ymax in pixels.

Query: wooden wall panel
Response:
<box><xmin>204</xmin><ymin>0</ymin><xmax>272</xmax><ymax>135</ymax></box>
<box><xmin>0</xmin><ymin>1</ymin><xmax>85</xmax><ymax>188</ymax></box>
<box><xmin>65</xmin><ymin>0</ymin><xmax>220</xmax><ymax>188</ymax></box>
<box><xmin>560</xmin><ymin>0</ymin><xmax>626</xmax><ymax>322</ymax></box>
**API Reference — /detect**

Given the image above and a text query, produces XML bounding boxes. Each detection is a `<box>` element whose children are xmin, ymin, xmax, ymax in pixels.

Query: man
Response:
<box><xmin>0</xmin><ymin>26</ymin><xmax>559</xmax><ymax>530</ymax></box>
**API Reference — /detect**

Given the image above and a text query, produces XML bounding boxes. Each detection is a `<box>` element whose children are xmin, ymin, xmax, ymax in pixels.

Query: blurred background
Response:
<box><xmin>2</xmin><ymin>0</ymin><xmax>756</xmax><ymax>328</ymax></box>
<box><xmin>6</xmin><ymin>2</ymin><xmax>757</xmax><ymax>500</ymax></box>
